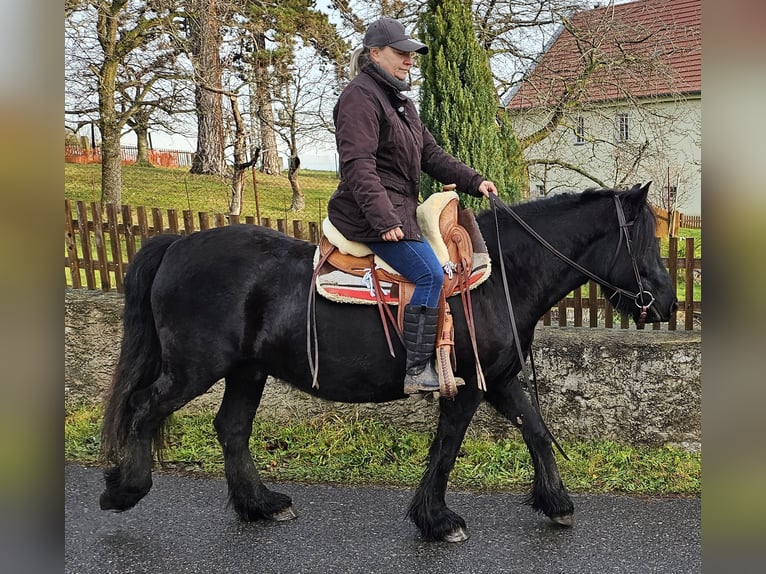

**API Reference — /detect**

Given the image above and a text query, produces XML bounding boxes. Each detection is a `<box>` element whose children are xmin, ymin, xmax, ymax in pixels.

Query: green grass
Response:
<box><xmin>66</xmin><ymin>406</ymin><xmax>700</xmax><ymax>496</ymax></box>
<box><xmin>65</xmin><ymin>163</ymin><xmax>338</xmax><ymax>222</ymax></box>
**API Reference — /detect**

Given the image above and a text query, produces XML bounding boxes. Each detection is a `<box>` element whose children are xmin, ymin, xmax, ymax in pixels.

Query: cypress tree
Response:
<box><xmin>418</xmin><ymin>0</ymin><xmax>524</xmax><ymax>207</ymax></box>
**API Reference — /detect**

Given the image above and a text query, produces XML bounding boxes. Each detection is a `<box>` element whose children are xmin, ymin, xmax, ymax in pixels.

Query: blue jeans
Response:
<box><xmin>367</xmin><ymin>240</ymin><xmax>443</xmax><ymax>308</ymax></box>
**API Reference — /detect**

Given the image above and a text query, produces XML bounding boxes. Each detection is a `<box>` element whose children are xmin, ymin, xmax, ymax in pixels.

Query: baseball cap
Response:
<box><xmin>363</xmin><ymin>17</ymin><xmax>428</xmax><ymax>54</ymax></box>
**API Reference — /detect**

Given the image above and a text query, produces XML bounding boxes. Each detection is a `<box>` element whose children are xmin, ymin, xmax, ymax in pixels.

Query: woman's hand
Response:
<box><xmin>478</xmin><ymin>180</ymin><xmax>498</xmax><ymax>198</ymax></box>
<box><xmin>381</xmin><ymin>227</ymin><xmax>404</xmax><ymax>242</ymax></box>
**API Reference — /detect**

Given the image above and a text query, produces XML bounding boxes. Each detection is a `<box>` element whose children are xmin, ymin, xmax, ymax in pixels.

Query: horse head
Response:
<box><xmin>600</xmin><ymin>182</ymin><xmax>678</xmax><ymax>325</ymax></box>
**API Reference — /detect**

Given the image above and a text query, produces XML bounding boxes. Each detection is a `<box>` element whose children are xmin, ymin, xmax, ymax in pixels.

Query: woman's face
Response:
<box><xmin>370</xmin><ymin>46</ymin><xmax>414</xmax><ymax>81</ymax></box>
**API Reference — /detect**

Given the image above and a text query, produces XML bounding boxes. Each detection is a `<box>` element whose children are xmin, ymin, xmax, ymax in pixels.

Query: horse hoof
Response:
<box><xmin>99</xmin><ymin>492</ymin><xmax>118</xmax><ymax>511</ymax></box>
<box><xmin>442</xmin><ymin>526</ymin><xmax>470</xmax><ymax>543</ymax></box>
<box><xmin>270</xmin><ymin>506</ymin><xmax>298</xmax><ymax>522</ymax></box>
<box><xmin>551</xmin><ymin>513</ymin><xmax>574</xmax><ymax>527</ymax></box>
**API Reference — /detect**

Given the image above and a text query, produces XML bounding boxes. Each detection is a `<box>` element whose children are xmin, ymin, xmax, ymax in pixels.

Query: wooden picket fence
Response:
<box><xmin>65</xmin><ymin>200</ymin><xmax>701</xmax><ymax>330</ymax></box>
<box><xmin>679</xmin><ymin>213</ymin><xmax>702</xmax><ymax>229</ymax></box>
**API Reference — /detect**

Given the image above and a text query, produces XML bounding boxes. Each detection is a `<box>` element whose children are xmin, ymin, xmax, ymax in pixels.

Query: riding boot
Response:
<box><xmin>402</xmin><ymin>304</ymin><xmax>441</xmax><ymax>395</ymax></box>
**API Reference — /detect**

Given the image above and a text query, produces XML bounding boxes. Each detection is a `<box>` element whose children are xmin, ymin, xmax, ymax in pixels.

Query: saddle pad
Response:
<box><xmin>314</xmin><ymin>250</ymin><xmax>492</xmax><ymax>305</ymax></box>
<box><xmin>321</xmin><ymin>190</ymin><xmax>460</xmax><ymax>273</ymax></box>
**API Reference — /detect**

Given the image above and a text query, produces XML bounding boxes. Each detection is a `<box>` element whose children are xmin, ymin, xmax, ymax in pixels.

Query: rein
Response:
<box><xmin>487</xmin><ymin>192</ymin><xmax>656</xmax><ymax>460</ymax></box>
<box><xmin>491</xmin><ymin>194</ymin><xmax>656</xmax><ymax>325</ymax></box>
<box><xmin>489</xmin><ymin>195</ymin><xmax>568</xmax><ymax>460</ymax></box>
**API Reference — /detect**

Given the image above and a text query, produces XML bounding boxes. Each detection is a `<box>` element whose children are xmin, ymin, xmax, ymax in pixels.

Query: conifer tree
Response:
<box><xmin>418</xmin><ymin>0</ymin><xmax>524</xmax><ymax>207</ymax></box>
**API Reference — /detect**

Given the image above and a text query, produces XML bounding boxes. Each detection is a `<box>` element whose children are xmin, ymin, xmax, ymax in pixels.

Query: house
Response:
<box><xmin>505</xmin><ymin>0</ymin><xmax>701</xmax><ymax>216</ymax></box>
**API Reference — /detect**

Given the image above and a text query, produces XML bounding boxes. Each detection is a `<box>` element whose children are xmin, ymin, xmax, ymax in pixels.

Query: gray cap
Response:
<box><xmin>363</xmin><ymin>17</ymin><xmax>428</xmax><ymax>54</ymax></box>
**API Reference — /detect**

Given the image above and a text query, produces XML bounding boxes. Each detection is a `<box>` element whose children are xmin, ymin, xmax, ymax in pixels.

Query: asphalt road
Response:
<box><xmin>65</xmin><ymin>464</ymin><xmax>700</xmax><ymax>573</ymax></box>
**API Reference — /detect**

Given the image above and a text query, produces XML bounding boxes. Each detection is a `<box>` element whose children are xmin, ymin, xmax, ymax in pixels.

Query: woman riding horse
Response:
<box><xmin>327</xmin><ymin>17</ymin><xmax>497</xmax><ymax>395</ymax></box>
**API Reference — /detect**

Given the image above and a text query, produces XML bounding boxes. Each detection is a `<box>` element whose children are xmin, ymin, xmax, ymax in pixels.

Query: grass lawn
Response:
<box><xmin>65</xmin><ymin>163</ymin><xmax>339</xmax><ymax>223</ymax></box>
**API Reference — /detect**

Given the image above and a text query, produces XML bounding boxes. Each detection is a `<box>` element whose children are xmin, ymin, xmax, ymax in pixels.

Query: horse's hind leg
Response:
<box><xmin>100</xmin><ymin>371</ymin><xmax>211</xmax><ymax>512</ymax></box>
<box><xmin>408</xmin><ymin>388</ymin><xmax>484</xmax><ymax>542</ymax></box>
<box><xmin>486</xmin><ymin>376</ymin><xmax>574</xmax><ymax>526</ymax></box>
<box><xmin>214</xmin><ymin>366</ymin><xmax>295</xmax><ymax>522</ymax></box>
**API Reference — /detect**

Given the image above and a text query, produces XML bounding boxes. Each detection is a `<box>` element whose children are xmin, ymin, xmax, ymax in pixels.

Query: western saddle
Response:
<box><xmin>310</xmin><ymin>190</ymin><xmax>488</xmax><ymax>398</ymax></box>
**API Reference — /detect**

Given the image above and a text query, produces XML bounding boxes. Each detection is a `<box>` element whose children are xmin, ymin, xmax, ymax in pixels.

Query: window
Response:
<box><xmin>667</xmin><ymin>185</ymin><xmax>678</xmax><ymax>208</ymax></box>
<box><xmin>575</xmin><ymin>116</ymin><xmax>585</xmax><ymax>144</ymax></box>
<box><xmin>536</xmin><ymin>184</ymin><xmax>546</xmax><ymax>197</ymax></box>
<box><xmin>616</xmin><ymin>113</ymin><xmax>629</xmax><ymax>142</ymax></box>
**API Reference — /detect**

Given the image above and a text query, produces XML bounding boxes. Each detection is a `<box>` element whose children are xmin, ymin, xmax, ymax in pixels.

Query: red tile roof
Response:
<box><xmin>506</xmin><ymin>0</ymin><xmax>701</xmax><ymax>110</ymax></box>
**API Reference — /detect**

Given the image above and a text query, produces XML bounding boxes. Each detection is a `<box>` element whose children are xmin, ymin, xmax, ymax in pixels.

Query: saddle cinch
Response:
<box><xmin>311</xmin><ymin>191</ymin><xmax>491</xmax><ymax>398</ymax></box>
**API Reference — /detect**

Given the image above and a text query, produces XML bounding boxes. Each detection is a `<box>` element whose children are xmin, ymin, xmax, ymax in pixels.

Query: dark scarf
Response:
<box><xmin>367</xmin><ymin>63</ymin><xmax>411</xmax><ymax>92</ymax></box>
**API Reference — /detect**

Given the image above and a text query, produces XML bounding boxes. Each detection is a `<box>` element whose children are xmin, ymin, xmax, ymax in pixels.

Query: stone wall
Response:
<box><xmin>65</xmin><ymin>289</ymin><xmax>700</xmax><ymax>451</ymax></box>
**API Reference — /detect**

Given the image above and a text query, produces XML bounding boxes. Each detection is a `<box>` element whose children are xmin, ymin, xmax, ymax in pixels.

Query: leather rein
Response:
<box><xmin>487</xmin><ymin>193</ymin><xmax>656</xmax><ymax>460</ymax></box>
<box><xmin>491</xmin><ymin>194</ymin><xmax>657</xmax><ymax>325</ymax></box>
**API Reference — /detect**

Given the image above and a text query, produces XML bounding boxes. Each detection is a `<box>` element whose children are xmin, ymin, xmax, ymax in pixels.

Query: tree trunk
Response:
<box><xmin>228</xmin><ymin>93</ymin><xmax>248</xmax><ymax>216</ymax></box>
<box><xmin>99</xmin><ymin>55</ymin><xmax>122</xmax><ymax>206</ymax></box>
<box><xmin>100</xmin><ymin>123</ymin><xmax>123</xmax><ymax>206</ymax></box>
<box><xmin>254</xmin><ymin>32</ymin><xmax>281</xmax><ymax>175</ymax></box>
<box><xmin>189</xmin><ymin>0</ymin><xmax>226</xmax><ymax>176</ymax></box>
<box><xmin>133</xmin><ymin>125</ymin><xmax>153</xmax><ymax>167</ymax></box>
<box><xmin>288</xmin><ymin>155</ymin><xmax>304</xmax><ymax>211</ymax></box>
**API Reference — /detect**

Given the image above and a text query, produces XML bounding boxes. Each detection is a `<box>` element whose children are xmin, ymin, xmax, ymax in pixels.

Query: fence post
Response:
<box><xmin>293</xmin><ymin>220</ymin><xmax>305</xmax><ymax>240</ymax></box>
<box><xmin>105</xmin><ymin>204</ymin><xmax>124</xmax><ymax>292</ymax></box>
<box><xmin>167</xmin><ymin>209</ymin><xmax>180</xmax><ymax>234</ymax></box>
<box><xmin>589</xmin><ymin>280</ymin><xmax>599</xmax><ymax>327</ymax></box>
<box><xmin>668</xmin><ymin>237</ymin><xmax>678</xmax><ymax>331</ymax></box>
<box><xmin>151</xmin><ymin>208</ymin><xmax>164</xmax><ymax>237</ymax></box>
<box><xmin>685</xmin><ymin>237</ymin><xmax>695</xmax><ymax>330</ymax></box>
<box><xmin>183</xmin><ymin>210</ymin><xmax>195</xmax><ymax>235</ymax></box>
<box><xmin>573</xmin><ymin>287</ymin><xmax>582</xmax><ymax>327</ymax></box>
<box><xmin>136</xmin><ymin>206</ymin><xmax>150</xmax><ymax>246</ymax></box>
<box><xmin>76</xmin><ymin>201</ymin><xmax>96</xmax><ymax>289</ymax></box>
<box><xmin>121</xmin><ymin>205</ymin><xmax>136</xmax><ymax>263</ymax></box>
<box><xmin>91</xmin><ymin>202</ymin><xmax>111</xmax><ymax>291</ymax></box>
<box><xmin>309</xmin><ymin>221</ymin><xmax>320</xmax><ymax>244</ymax></box>
<box><xmin>64</xmin><ymin>200</ymin><xmax>82</xmax><ymax>289</ymax></box>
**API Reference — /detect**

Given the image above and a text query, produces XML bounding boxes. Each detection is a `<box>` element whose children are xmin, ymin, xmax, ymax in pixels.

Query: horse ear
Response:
<box><xmin>624</xmin><ymin>181</ymin><xmax>651</xmax><ymax>205</ymax></box>
<box><xmin>619</xmin><ymin>182</ymin><xmax>651</xmax><ymax>219</ymax></box>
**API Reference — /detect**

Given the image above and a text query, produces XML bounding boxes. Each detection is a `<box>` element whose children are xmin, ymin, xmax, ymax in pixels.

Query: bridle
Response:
<box><xmin>487</xmin><ymin>192</ymin><xmax>657</xmax><ymax>459</ymax></box>
<box><xmin>490</xmin><ymin>194</ymin><xmax>657</xmax><ymax>327</ymax></box>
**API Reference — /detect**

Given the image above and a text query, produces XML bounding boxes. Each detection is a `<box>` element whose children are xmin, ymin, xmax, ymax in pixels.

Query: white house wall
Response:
<box><xmin>511</xmin><ymin>96</ymin><xmax>701</xmax><ymax>216</ymax></box>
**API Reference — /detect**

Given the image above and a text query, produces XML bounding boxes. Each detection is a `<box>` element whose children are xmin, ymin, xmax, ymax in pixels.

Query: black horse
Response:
<box><xmin>100</xmin><ymin>182</ymin><xmax>677</xmax><ymax>542</ymax></box>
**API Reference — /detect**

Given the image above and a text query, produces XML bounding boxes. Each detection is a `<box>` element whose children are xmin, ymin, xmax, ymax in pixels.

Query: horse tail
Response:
<box><xmin>100</xmin><ymin>233</ymin><xmax>181</xmax><ymax>465</ymax></box>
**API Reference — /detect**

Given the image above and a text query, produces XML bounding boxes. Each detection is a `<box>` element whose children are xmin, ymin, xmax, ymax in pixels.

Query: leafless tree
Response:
<box><xmin>65</xmin><ymin>1</ymin><xmax>184</xmax><ymax>205</ymax></box>
<box><xmin>259</xmin><ymin>48</ymin><xmax>342</xmax><ymax>211</ymax></box>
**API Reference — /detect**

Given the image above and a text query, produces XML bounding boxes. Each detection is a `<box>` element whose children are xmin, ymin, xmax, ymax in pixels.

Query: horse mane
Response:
<box><xmin>479</xmin><ymin>187</ymin><xmax>658</xmax><ymax>262</ymax></box>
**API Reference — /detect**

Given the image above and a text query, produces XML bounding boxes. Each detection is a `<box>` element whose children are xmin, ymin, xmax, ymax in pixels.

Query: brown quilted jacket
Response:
<box><xmin>327</xmin><ymin>65</ymin><xmax>485</xmax><ymax>243</ymax></box>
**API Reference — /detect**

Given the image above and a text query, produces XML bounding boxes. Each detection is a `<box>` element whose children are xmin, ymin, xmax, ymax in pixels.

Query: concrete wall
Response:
<box><xmin>65</xmin><ymin>289</ymin><xmax>700</xmax><ymax>451</ymax></box>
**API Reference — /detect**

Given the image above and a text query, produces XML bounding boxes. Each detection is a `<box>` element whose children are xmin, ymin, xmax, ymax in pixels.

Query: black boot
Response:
<box><xmin>402</xmin><ymin>304</ymin><xmax>441</xmax><ymax>395</ymax></box>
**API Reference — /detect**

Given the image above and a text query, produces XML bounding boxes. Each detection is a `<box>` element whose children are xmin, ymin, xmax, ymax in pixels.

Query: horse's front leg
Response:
<box><xmin>408</xmin><ymin>388</ymin><xmax>483</xmax><ymax>542</ymax></box>
<box><xmin>486</xmin><ymin>376</ymin><xmax>574</xmax><ymax>526</ymax></box>
<box><xmin>214</xmin><ymin>367</ymin><xmax>296</xmax><ymax>522</ymax></box>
